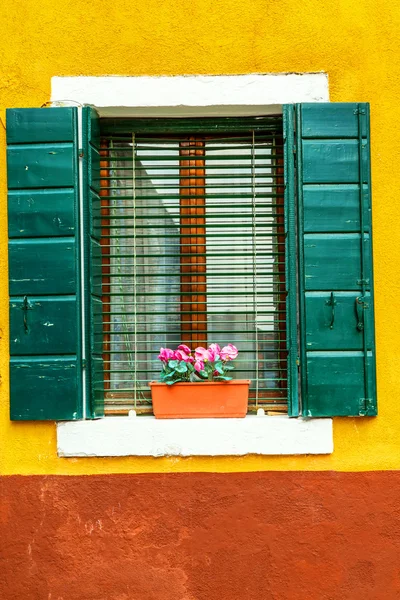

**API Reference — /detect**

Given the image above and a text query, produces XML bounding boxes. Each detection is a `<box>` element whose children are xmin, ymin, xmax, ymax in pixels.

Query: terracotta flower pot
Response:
<box><xmin>149</xmin><ymin>380</ymin><xmax>250</xmax><ymax>419</ymax></box>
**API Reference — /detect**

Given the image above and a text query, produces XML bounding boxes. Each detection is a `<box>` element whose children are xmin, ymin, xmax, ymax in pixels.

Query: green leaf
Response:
<box><xmin>175</xmin><ymin>362</ymin><xmax>188</xmax><ymax>373</ymax></box>
<box><xmin>223</xmin><ymin>364</ymin><xmax>235</xmax><ymax>371</ymax></box>
<box><xmin>163</xmin><ymin>371</ymin><xmax>175</xmax><ymax>380</ymax></box>
<box><xmin>214</xmin><ymin>361</ymin><xmax>224</xmax><ymax>375</ymax></box>
<box><xmin>168</xmin><ymin>360</ymin><xmax>178</xmax><ymax>369</ymax></box>
<box><xmin>214</xmin><ymin>375</ymin><xmax>233</xmax><ymax>381</ymax></box>
<box><xmin>167</xmin><ymin>376</ymin><xmax>185</xmax><ymax>385</ymax></box>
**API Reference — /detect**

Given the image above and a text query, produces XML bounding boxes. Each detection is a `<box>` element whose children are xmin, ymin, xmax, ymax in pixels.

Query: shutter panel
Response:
<box><xmin>82</xmin><ymin>107</ymin><xmax>104</xmax><ymax>417</ymax></box>
<box><xmin>294</xmin><ymin>102</ymin><xmax>377</xmax><ymax>417</ymax></box>
<box><xmin>7</xmin><ymin>107</ymin><xmax>83</xmax><ymax>420</ymax></box>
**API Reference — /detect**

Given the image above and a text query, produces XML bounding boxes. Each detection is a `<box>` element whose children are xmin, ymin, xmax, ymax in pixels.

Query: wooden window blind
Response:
<box><xmin>96</xmin><ymin>117</ymin><xmax>287</xmax><ymax>415</ymax></box>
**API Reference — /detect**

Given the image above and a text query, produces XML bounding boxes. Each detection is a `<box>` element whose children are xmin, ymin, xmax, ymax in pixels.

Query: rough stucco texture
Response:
<box><xmin>1</xmin><ymin>472</ymin><xmax>400</xmax><ymax>600</ymax></box>
<box><xmin>1</xmin><ymin>0</ymin><xmax>400</xmax><ymax>474</ymax></box>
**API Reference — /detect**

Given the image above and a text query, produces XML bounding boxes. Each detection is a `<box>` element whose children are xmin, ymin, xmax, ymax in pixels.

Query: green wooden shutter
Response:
<box><xmin>82</xmin><ymin>106</ymin><xmax>104</xmax><ymax>417</ymax></box>
<box><xmin>292</xmin><ymin>102</ymin><xmax>377</xmax><ymax>417</ymax></box>
<box><xmin>7</xmin><ymin>107</ymin><xmax>84</xmax><ymax>420</ymax></box>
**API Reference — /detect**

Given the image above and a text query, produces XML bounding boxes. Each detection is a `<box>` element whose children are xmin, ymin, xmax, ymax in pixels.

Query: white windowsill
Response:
<box><xmin>57</xmin><ymin>415</ymin><xmax>333</xmax><ymax>457</ymax></box>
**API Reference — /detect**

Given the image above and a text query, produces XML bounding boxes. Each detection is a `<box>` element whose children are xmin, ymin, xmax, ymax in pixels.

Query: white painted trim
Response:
<box><xmin>57</xmin><ymin>416</ymin><xmax>333</xmax><ymax>457</ymax></box>
<box><xmin>54</xmin><ymin>73</ymin><xmax>332</xmax><ymax>457</ymax></box>
<box><xmin>51</xmin><ymin>73</ymin><xmax>329</xmax><ymax>117</ymax></box>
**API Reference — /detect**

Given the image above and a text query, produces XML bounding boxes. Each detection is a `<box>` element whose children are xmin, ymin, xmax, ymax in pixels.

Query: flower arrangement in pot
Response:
<box><xmin>149</xmin><ymin>343</ymin><xmax>250</xmax><ymax>419</ymax></box>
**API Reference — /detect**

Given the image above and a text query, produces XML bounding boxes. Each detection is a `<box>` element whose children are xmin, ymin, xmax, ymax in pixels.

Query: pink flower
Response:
<box><xmin>195</xmin><ymin>346</ymin><xmax>211</xmax><ymax>362</ymax></box>
<box><xmin>207</xmin><ymin>343</ymin><xmax>221</xmax><ymax>361</ymax></box>
<box><xmin>158</xmin><ymin>347</ymin><xmax>175</xmax><ymax>362</ymax></box>
<box><xmin>194</xmin><ymin>360</ymin><xmax>205</xmax><ymax>372</ymax></box>
<box><xmin>174</xmin><ymin>349</ymin><xmax>191</xmax><ymax>362</ymax></box>
<box><xmin>220</xmin><ymin>344</ymin><xmax>238</xmax><ymax>361</ymax></box>
<box><xmin>178</xmin><ymin>344</ymin><xmax>191</xmax><ymax>354</ymax></box>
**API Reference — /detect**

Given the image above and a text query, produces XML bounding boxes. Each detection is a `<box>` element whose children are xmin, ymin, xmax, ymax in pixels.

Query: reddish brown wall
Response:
<box><xmin>1</xmin><ymin>472</ymin><xmax>400</xmax><ymax>600</ymax></box>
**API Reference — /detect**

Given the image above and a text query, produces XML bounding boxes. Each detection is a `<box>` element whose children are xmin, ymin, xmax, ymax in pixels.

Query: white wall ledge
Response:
<box><xmin>57</xmin><ymin>416</ymin><xmax>333</xmax><ymax>457</ymax></box>
<box><xmin>51</xmin><ymin>73</ymin><xmax>329</xmax><ymax>117</ymax></box>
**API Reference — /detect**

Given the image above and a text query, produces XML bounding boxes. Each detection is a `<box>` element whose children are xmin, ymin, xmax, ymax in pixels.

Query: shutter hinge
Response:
<box><xmin>359</xmin><ymin>398</ymin><xmax>375</xmax><ymax>416</ymax></box>
<box><xmin>356</xmin><ymin>296</ymin><xmax>369</xmax><ymax>309</ymax></box>
<box><xmin>82</xmin><ymin>359</ymin><xmax>87</xmax><ymax>369</ymax></box>
<box><xmin>353</xmin><ymin>107</ymin><xmax>366</xmax><ymax>115</ymax></box>
<box><xmin>79</xmin><ymin>148</ymin><xmax>84</xmax><ymax>158</ymax></box>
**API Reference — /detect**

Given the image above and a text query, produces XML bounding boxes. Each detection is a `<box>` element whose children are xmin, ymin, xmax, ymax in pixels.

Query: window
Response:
<box><xmin>7</xmin><ymin>102</ymin><xmax>377</xmax><ymax>421</ymax></box>
<box><xmin>96</xmin><ymin>117</ymin><xmax>287</xmax><ymax>415</ymax></box>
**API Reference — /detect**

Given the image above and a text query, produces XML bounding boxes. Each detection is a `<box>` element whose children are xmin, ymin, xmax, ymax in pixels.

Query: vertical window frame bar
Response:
<box><xmin>283</xmin><ymin>104</ymin><xmax>299</xmax><ymax>416</ymax></box>
<box><xmin>179</xmin><ymin>137</ymin><xmax>207</xmax><ymax>347</ymax></box>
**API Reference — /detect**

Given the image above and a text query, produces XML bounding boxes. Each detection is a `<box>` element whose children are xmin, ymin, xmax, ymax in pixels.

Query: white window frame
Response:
<box><xmin>54</xmin><ymin>73</ymin><xmax>333</xmax><ymax>457</ymax></box>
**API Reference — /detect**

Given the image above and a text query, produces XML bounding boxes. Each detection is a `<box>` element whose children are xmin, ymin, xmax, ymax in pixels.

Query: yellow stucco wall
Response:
<box><xmin>1</xmin><ymin>0</ymin><xmax>400</xmax><ymax>475</ymax></box>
